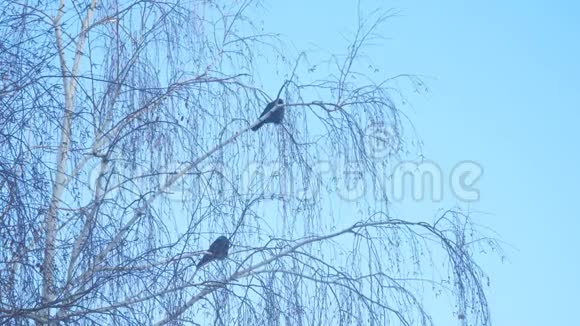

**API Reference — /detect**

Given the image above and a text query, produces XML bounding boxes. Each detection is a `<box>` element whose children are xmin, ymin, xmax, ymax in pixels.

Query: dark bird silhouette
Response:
<box><xmin>196</xmin><ymin>236</ymin><xmax>230</xmax><ymax>269</ymax></box>
<box><xmin>251</xmin><ymin>99</ymin><xmax>284</xmax><ymax>131</ymax></box>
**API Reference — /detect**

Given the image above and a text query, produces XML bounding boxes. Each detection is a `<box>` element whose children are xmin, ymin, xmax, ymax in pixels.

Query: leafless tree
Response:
<box><xmin>0</xmin><ymin>0</ymin><xmax>501</xmax><ymax>325</ymax></box>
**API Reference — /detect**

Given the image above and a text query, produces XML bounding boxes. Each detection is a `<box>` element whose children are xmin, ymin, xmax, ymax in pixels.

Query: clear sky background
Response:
<box><xmin>261</xmin><ymin>0</ymin><xmax>580</xmax><ymax>324</ymax></box>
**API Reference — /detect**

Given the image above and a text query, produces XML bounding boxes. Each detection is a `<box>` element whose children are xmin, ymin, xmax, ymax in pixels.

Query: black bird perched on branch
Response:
<box><xmin>251</xmin><ymin>98</ymin><xmax>285</xmax><ymax>131</ymax></box>
<box><xmin>196</xmin><ymin>236</ymin><xmax>230</xmax><ymax>269</ymax></box>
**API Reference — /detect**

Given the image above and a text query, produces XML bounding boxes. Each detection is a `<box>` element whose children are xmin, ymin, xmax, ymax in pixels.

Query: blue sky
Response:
<box><xmin>263</xmin><ymin>0</ymin><xmax>580</xmax><ymax>324</ymax></box>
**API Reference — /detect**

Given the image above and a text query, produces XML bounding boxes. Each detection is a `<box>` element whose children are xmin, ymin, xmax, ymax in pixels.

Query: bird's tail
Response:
<box><xmin>251</xmin><ymin>121</ymin><xmax>264</xmax><ymax>131</ymax></box>
<box><xmin>196</xmin><ymin>254</ymin><xmax>212</xmax><ymax>269</ymax></box>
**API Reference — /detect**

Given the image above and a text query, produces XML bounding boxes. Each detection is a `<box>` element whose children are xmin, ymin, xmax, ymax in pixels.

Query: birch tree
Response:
<box><xmin>0</xmin><ymin>0</ymin><xmax>501</xmax><ymax>325</ymax></box>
